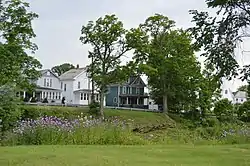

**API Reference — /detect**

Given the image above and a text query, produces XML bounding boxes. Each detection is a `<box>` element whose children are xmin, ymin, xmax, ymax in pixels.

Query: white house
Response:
<box><xmin>32</xmin><ymin>69</ymin><xmax>63</xmax><ymax>103</ymax></box>
<box><xmin>233</xmin><ymin>91</ymin><xmax>247</xmax><ymax>104</ymax></box>
<box><xmin>59</xmin><ymin>67</ymin><xmax>99</xmax><ymax>105</ymax></box>
<box><xmin>220</xmin><ymin>78</ymin><xmax>247</xmax><ymax>104</ymax></box>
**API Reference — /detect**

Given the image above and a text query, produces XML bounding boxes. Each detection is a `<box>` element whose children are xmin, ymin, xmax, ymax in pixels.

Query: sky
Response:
<box><xmin>27</xmin><ymin>0</ymin><xmax>250</xmax><ymax>91</ymax></box>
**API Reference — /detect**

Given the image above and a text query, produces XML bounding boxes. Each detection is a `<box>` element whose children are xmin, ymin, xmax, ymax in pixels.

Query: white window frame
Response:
<box><xmin>123</xmin><ymin>86</ymin><xmax>126</xmax><ymax>94</ymax></box>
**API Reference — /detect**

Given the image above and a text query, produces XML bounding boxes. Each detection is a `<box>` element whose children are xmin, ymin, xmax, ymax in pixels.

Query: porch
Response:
<box><xmin>119</xmin><ymin>94</ymin><xmax>149</xmax><ymax>109</ymax></box>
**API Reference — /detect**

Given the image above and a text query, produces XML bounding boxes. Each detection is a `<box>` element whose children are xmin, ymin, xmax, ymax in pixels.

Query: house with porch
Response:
<box><xmin>22</xmin><ymin>69</ymin><xmax>63</xmax><ymax>103</ymax></box>
<box><xmin>59</xmin><ymin>67</ymin><xmax>99</xmax><ymax>105</ymax></box>
<box><xmin>105</xmin><ymin>76</ymin><xmax>149</xmax><ymax>109</ymax></box>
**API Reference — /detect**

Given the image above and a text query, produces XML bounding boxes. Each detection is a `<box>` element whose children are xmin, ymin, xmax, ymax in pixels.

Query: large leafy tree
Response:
<box><xmin>51</xmin><ymin>63</ymin><xmax>75</xmax><ymax>76</ymax></box>
<box><xmin>80</xmin><ymin>14</ymin><xmax>132</xmax><ymax>117</ymax></box>
<box><xmin>0</xmin><ymin>0</ymin><xmax>42</xmax><ymax>89</ymax></box>
<box><xmin>127</xmin><ymin>14</ymin><xmax>203</xmax><ymax>113</ymax></box>
<box><xmin>0</xmin><ymin>0</ymin><xmax>41</xmax><ymax>131</ymax></box>
<box><xmin>189</xmin><ymin>0</ymin><xmax>250</xmax><ymax>80</ymax></box>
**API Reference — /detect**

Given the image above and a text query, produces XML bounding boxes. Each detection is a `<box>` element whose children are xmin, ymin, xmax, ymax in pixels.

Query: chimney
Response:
<box><xmin>76</xmin><ymin>64</ymin><xmax>79</xmax><ymax>69</ymax></box>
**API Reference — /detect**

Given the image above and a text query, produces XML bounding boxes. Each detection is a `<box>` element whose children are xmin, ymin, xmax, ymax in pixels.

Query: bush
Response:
<box><xmin>1</xmin><ymin>116</ymin><xmax>146</xmax><ymax>145</ymax></box>
<box><xmin>213</xmin><ymin>99</ymin><xmax>234</xmax><ymax>119</ymax></box>
<box><xmin>42</xmin><ymin>98</ymin><xmax>48</xmax><ymax>103</ymax></box>
<box><xmin>89</xmin><ymin>101</ymin><xmax>100</xmax><ymax>116</ymax></box>
<box><xmin>0</xmin><ymin>85</ymin><xmax>22</xmax><ymax>132</ymax></box>
<box><xmin>30</xmin><ymin>97</ymin><xmax>37</xmax><ymax>103</ymax></box>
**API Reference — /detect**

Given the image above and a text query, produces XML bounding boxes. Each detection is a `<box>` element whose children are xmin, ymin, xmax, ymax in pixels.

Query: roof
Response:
<box><xmin>39</xmin><ymin>69</ymin><xmax>59</xmax><ymax>78</ymax></box>
<box><xmin>234</xmin><ymin>91</ymin><xmax>247</xmax><ymax>98</ymax></box>
<box><xmin>59</xmin><ymin>68</ymin><xmax>86</xmax><ymax>80</ymax></box>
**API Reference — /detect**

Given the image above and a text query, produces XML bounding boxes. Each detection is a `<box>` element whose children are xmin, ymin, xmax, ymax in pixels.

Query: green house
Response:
<box><xmin>105</xmin><ymin>76</ymin><xmax>149</xmax><ymax>108</ymax></box>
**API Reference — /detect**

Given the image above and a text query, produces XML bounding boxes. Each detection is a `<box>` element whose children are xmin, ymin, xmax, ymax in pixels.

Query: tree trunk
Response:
<box><xmin>163</xmin><ymin>94</ymin><xmax>168</xmax><ymax>113</ymax></box>
<box><xmin>99</xmin><ymin>90</ymin><xmax>105</xmax><ymax>119</ymax></box>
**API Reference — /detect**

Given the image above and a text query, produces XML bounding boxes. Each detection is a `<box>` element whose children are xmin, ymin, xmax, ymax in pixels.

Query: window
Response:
<box><xmin>241</xmin><ymin>99</ymin><xmax>244</xmax><ymax>102</ymax></box>
<box><xmin>64</xmin><ymin>84</ymin><xmax>66</xmax><ymax>91</ymax></box>
<box><xmin>61</xmin><ymin>82</ymin><xmax>63</xmax><ymax>89</ymax></box>
<box><xmin>80</xmin><ymin>93</ymin><xmax>83</xmax><ymax>100</ymax></box>
<box><xmin>225</xmin><ymin>90</ymin><xmax>228</xmax><ymax>94</ymax></box>
<box><xmin>123</xmin><ymin>86</ymin><xmax>126</xmax><ymax>94</ymax></box>
<box><xmin>47</xmin><ymin>71</ymin><xmax>50</xmax><ymax>76</ymax></box>
<box><xmin>84</xmin><ymin>93</ymin><xmax>87</xmax><ymax>100</ymax></box>
<box><xmin>78</xmin><ymin>82</ymin><xmax>80</xmax><ymax>89</ymax></box>
<box><xmin>236</xmin><ymin>98</ymin><xmax>238</xmax><ymax>102</ymax></box>
<box><xmin>87</xmin><ymin>94</ymin><xmax>89</xmax><ymax>100</ymax></box>
<box><xmin>44</xmin><ymin>78</ymin><xmax>46</xmax><ymax>86</ymax></box>
<box><xmin>136</xmin><ymin>88</ymin><xmax>140</xmax><ymax>94</ymax></box>
<box><xmin>113</xmin><ymin>97</ymin><xmax>117</xmax><ymax>103</ymax></box>
<box><xmin>46</xmin><ymin>79</ymin><xmax>50</xmax><ymax>87</ymax></box>
<box><xmin>50</xmin><ymin>79</ymin><xmax>52</xmax><ymax>87</ymax></box>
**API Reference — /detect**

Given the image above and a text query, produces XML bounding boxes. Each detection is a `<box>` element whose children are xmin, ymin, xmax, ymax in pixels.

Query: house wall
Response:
<box><xmin>233</xmin><ymin>97</ymin><xmax>247</xmax><ymax>104</ymax></box>
<box><xmin>61</xmin><ymin>80</ymin><xmax>74</xmax><ymax>104</ymax></box>
<box><xmin>73</xmin><ymin>72</ymin><xmax>90</xmax><ymax>91</ymax></box>
<box><xmin>36</xmin><ymin>71</ymin><xmax>61</xmax><ymax>90</ymax></box>
<box><xmin>106</xmin><ymin>86</ymin><xmax>118</xmax><ymax>106</ymax></box>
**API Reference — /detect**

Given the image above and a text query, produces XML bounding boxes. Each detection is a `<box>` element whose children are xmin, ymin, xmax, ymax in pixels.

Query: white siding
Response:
<box><xmin>61</xmin><ymin>81</ymin><xmax>74</xmax><ymax>104</ymax></box>
<box><xmin>73</xmin><ymin>71</ymin><xmax>90</xmax><ymax>91</ymax></box>
<box><xmin>36</xmin><ymin>74</ymin><xmax>61</xmax><ymax>90</ymax></box>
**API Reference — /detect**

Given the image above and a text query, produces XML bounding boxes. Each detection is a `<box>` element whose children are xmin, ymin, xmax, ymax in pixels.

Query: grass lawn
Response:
<box><xmin>1</xmin><ymin>145</ymin><xmax>250</xmax><ymax>166</ymax></box>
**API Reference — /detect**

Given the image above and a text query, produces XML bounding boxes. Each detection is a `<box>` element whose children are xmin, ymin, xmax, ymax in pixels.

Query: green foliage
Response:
<box><xmin>237</xmin><ymin>85</ymin><xmax>248</xmax><ymax>92</ymax></box>
<box><xmin>0</xmin><ymin>85</ymin><xmax>22</xmax><ymax>132</ymax></box>
<box><xmin>213</xmin><ymin>99</ymin><xmax>234</xmax><ymax>118</ymax></box>
<box><xmin>238</xmin><ymin>100</ymin><xmax>250</xmax><ymax>119</ymax></box>
<box><xmin>51</xmin><ymin>63</ymin><xmax>75</xmax><ymax>76</ymax></box>
<box><xmin>0</xmin><ymin>0</ymin><xmax>42</xmax><ymax>89</ymax></box>
<box><xmin>190</xmin><ymin>0</ymin><xmax>250</xmax><ymax>79</ymax></box>
<box><xmin>128</xmin><ymin>14</ymin><xmax>210</xmax><ymax>113</ymax></box>
<box><xmin>88</xmin><ymin>101</ymin><xmax>100</xmax><ymax>116</ymax></box>
<box><xmin>80</xmin><ymin>14</ymin><xmax>133</xmax><ymax>117</ymax></box>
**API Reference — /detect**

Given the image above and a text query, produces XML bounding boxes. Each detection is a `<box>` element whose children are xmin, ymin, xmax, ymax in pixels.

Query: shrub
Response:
<box><xmin>30</xmin><ymin>97</ymin><xmax>37</xmax><ymax>103</ymax></box>
<box><xmin>0</xmin><ymin>85</ymin><xmax>22</xmax><ymax>132</ymax></box>
<box><xmin>213</xmin><ymin>99</ymin><xmax>234</xmax><ymax>119</ymax></box>
<box><xmin>42</xmin><ymin>98</ymin><xmax>48</xmax><ymax>103</ymax></box>
<box><xmin>88</xmin><ymin>101</ymin><xmax>100</xmax><ymax>116</ymax></box>
<box><xmin>1</xmin><ymin>116</ymin><xmax>146</xmax><ymax>145</ymax></box>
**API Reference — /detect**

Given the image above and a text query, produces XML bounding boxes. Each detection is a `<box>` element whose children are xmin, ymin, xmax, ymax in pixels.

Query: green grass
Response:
<box><xmin>0</xmin><ymin>145</ymin><xmax>250</xmax><ymax>166</ymax></box>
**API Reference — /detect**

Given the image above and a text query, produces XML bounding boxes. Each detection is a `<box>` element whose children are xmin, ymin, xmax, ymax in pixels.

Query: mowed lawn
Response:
<box><xmin>1</xmin><ymin>145</ymin><xmax>250</xmax><ymax>166</ymax></box>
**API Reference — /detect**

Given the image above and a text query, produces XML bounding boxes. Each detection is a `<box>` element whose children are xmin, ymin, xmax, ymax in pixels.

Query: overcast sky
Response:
<box><xmin>27</xmin><ymin>0</ymin><xmax>250</xmax><ymax>91</ymax></box>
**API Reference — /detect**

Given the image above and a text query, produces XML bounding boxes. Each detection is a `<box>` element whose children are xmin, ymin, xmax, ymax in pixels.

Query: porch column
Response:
<box><xmin>23</xmin><ymin>91</ymin><xmax>26</xmax><ymax>98</ymax></box>
<box><xmin>32</xmin><ymin>92</ymin><xmax>35</xmax><ymax>97</ymax></box>
<box><xmin>137</xmin><ymin>97</ymin><xmax>139</xmax><ymax>105</ymax></box>
<box><xmin>41</xmin><ymin>91</ymin><xmax>44</xmax><ymax>99</ymax></box>
<box><xmin>126</xmin><ymin>97</ymin><xmax>128</xmax><ymax>105</ymax></box>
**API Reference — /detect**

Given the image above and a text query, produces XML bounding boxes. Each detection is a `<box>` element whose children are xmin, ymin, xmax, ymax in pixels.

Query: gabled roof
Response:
<box><xmin>234</xmin><ymin>91</ymin><xmax>247</xmax><ymax>98</ymax></box>
<box><xmin>39</xmin><ymin>69</ymin><xmax>59</xmax><ymax>78</ymax></box>
<box><xmin>129</xmin><ymin>76</ymin><xmax>146</xmax><ymax>87</ymax></box>
<box><xmin>59</xmin><ymin>68</ymin><xmax>86</xmax><ymax>80</ymax></box>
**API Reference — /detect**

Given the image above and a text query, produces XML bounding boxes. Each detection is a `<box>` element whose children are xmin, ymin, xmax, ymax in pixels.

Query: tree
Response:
<box><xmin>127</xmin><ymin>14</ymin><xmax>202</xmax><ymax>113</ymax></box>
<box><xmin>189</xmin><ymin>0</ymin><xmax>250</xmax><ymax>80</ymax></box>
<box><xmin>213</xmin><ymin>98</ymin><xmax>234</xmax><ymax>118</ymax></box>
<box><xmin>51</xmin><ymin>63</ymin><xmax>75</xmax><ymax>76</ymax></box>
<box><xmin>0</xmin><ymin>0</ymin><xmax>41</xmax><ymax>131</ymax></box>
<box><xmin>237</xmin><ymin>85</ymin><xmax>248</xmax><ymax>92</ymax></box>
<box><xmin>0</xmin><ymin>0</ymin><xmax>42</xmax><ymax>89</ymax></box>
<box><xmin>80</xmin><ymin>14</ymin><xmax>132</xmax><ymax>117</ymax></box>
